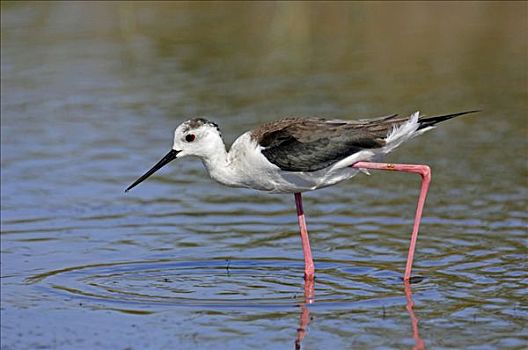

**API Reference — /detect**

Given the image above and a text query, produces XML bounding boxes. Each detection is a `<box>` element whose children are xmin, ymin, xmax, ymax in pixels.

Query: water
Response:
<box><xmin>1</xmin><ymin>2</ymin><xmax>527</xmax><ymax>349</ymax></box>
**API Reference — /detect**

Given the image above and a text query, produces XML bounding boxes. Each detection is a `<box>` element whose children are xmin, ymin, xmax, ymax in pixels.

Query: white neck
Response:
<box><xmin>200</xmin><ymin>143</ymin><xmax>239</xmax><ymax>188</ymax></box>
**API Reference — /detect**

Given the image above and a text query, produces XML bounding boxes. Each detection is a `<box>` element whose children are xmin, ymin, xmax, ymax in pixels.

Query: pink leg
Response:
<box><xmin>351</xmin><ymin>162</ymin><xmax>432</xmax><ymax>281</ymax></box>
<box><xmin>294</xmin><ymin>192</ymin><xmax>315</xmax><ymax>281</ymax></box>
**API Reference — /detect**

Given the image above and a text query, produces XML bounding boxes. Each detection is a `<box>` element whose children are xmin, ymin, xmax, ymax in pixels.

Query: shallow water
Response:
<box><xmin>1</xmin><ymin>2</ymin><xmax>527</xmax><ymax>349</ymax></box>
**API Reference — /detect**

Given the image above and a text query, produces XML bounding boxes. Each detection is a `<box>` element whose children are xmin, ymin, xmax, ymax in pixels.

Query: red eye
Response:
<box><xmin>185</xmin><ymin>134</ymin><xmax>196</xmax><ymax>142</ymax></box>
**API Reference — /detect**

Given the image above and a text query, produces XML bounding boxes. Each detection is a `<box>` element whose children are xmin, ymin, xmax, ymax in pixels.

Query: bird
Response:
<box><xmin>125</xmin><ymin>110</ymin><xmax>478</xmax><ymax>281</ymax></box>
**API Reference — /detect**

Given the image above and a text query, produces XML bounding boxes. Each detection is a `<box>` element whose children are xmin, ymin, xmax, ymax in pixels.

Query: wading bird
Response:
<box><xmin>126</xmin><ymin>110</ymin><xmax>477</xmax><ymax>281</ymax></box>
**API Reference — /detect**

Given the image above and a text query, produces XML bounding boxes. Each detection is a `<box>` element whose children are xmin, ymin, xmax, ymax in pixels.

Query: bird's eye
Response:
<box><xmin>185</xmin><ymin>134</ymin><xmax>196</xmax><ymax>142</ymax></box>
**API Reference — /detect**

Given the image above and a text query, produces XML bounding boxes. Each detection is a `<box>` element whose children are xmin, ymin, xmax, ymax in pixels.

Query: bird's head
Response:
<box><xmin>172</xmin><ymin>118</ymin><xmax>223</xmax><ymax>158</ymax></box>
<box><xmin>125</xmin><ymin>118</ymin><xmax>222</xmax><ymax>192</ymax></box>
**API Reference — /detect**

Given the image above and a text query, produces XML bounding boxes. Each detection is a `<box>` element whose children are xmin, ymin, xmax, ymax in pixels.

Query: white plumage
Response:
<box><xmin>125</xmin><ymin>110</ymin><xmax>476</xmax><ymax>194</ymax></box>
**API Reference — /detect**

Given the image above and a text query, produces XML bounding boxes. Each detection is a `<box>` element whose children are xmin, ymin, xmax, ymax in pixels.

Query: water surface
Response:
<box><xmin>1</xmin><ymin>2</ymin><xmax>527</xmax><ymax>349</ymax></box>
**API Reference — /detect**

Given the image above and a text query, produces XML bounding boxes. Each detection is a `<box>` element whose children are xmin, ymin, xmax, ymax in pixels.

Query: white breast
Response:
<box><xmin>224</xmin><ymin>133</ymin><xmax>366</xmax><ymax>193</ymax></box>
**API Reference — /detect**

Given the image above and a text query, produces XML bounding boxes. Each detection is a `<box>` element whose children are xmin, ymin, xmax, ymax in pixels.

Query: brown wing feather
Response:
<box><xmin>250</xmin><ymin>111</ymin><xmax>478</xmax><ymax>172</ymax></box>
<box><xmin>252</xmin><ymin>116</ymin><xmax>401</xmax><ymax>171</ymax></box>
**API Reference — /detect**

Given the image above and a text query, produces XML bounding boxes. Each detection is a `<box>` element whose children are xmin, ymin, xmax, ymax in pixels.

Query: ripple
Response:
<box><xmin>25</xmin><ymin>259</ymin><xmax>417</xmax><ymax>310</ymax></box>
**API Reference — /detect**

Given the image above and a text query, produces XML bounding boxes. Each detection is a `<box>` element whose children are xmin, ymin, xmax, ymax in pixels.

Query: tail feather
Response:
<box><xmin>418</xmin><ymin>110</ymin><xmax>480</xmax><ymax>130</ymax></box>
<box><xmin>382</xmin><ymin>110</ymin><xmax>479</xmax><ymax>154</ymax></box>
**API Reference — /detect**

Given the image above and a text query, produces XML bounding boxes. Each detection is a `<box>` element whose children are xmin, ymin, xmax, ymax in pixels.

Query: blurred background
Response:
<box><xmin>1</xmin><ymin>2</ymin><xmax>527</xmax><ymax>350</ymax></box>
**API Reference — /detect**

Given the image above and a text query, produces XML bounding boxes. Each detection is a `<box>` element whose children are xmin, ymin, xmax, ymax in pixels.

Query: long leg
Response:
<box><xmin>294</xmin><ymin>192</ymin><xmax>315</xmax><ymax>281</ymax></box>
<box><xmin>351</xmin><ymin>162</ymin><xmax>431</xmax><ymax>281</ymax></box>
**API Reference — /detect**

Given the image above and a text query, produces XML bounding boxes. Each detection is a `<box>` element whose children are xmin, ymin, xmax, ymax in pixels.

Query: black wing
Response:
<box><xmin>259</xmin><ymin>119</ymin><xmax>384</xmax><ymax>172</ymax></box>
<box><xmin>257</xmin><ymin>111</ymin><xmax>478</xmax><ymax>172</ymax></box>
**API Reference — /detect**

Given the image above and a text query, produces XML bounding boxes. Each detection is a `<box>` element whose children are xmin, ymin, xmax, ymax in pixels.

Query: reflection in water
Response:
<box><xmin>295</xmin><ymin>279</ymin><xmax>425</xmax><ymax>350</ymax></box>
<box><xmin>26</xmin><ymin>259</ymin><xmax>425</xmax><ymax>350</ymax></box>
<box><xmin>404</xmin><ymin>281</ymin><xmax>425</xmax><ymax>350</ymax></box>
<box><xmin>295</xmin><ymin>278</ymin><xmax>314</xmax><ymax>350</ymax></box>
<box><xmin>2</xmin><ymin>1</ymin><xmax>526</xmax><ymax>349</ymax></box>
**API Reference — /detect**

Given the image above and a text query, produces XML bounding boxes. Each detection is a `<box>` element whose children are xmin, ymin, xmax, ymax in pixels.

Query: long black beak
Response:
<box><xmin>125</xmin><ymin>149</ymin><xmax>180</xmax><ymax>192</ymax></box>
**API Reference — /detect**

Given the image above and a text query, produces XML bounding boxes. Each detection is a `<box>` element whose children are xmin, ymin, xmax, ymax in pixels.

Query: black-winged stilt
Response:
<box><xmin>126</xmin><ymin>110</ymin><xmax>477</xmax><ymax>281</ymax></box>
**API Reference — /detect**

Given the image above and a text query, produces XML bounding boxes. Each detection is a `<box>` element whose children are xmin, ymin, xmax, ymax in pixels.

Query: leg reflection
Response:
<box><xmin>294</xmin><ymin>277</ymin><xmax>314</xmax><ymax>350</ymax></box>
<box><xmin>404</xmin><ymin>280</ymin><xmax>425</xmax><ymax>350</ymax></box>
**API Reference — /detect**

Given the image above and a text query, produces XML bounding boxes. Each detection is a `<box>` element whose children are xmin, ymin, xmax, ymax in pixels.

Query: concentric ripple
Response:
<box><xmin>25</xmin><ymin>259</ymin><xmax>415</xmax><ymax>309</ymax></box>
